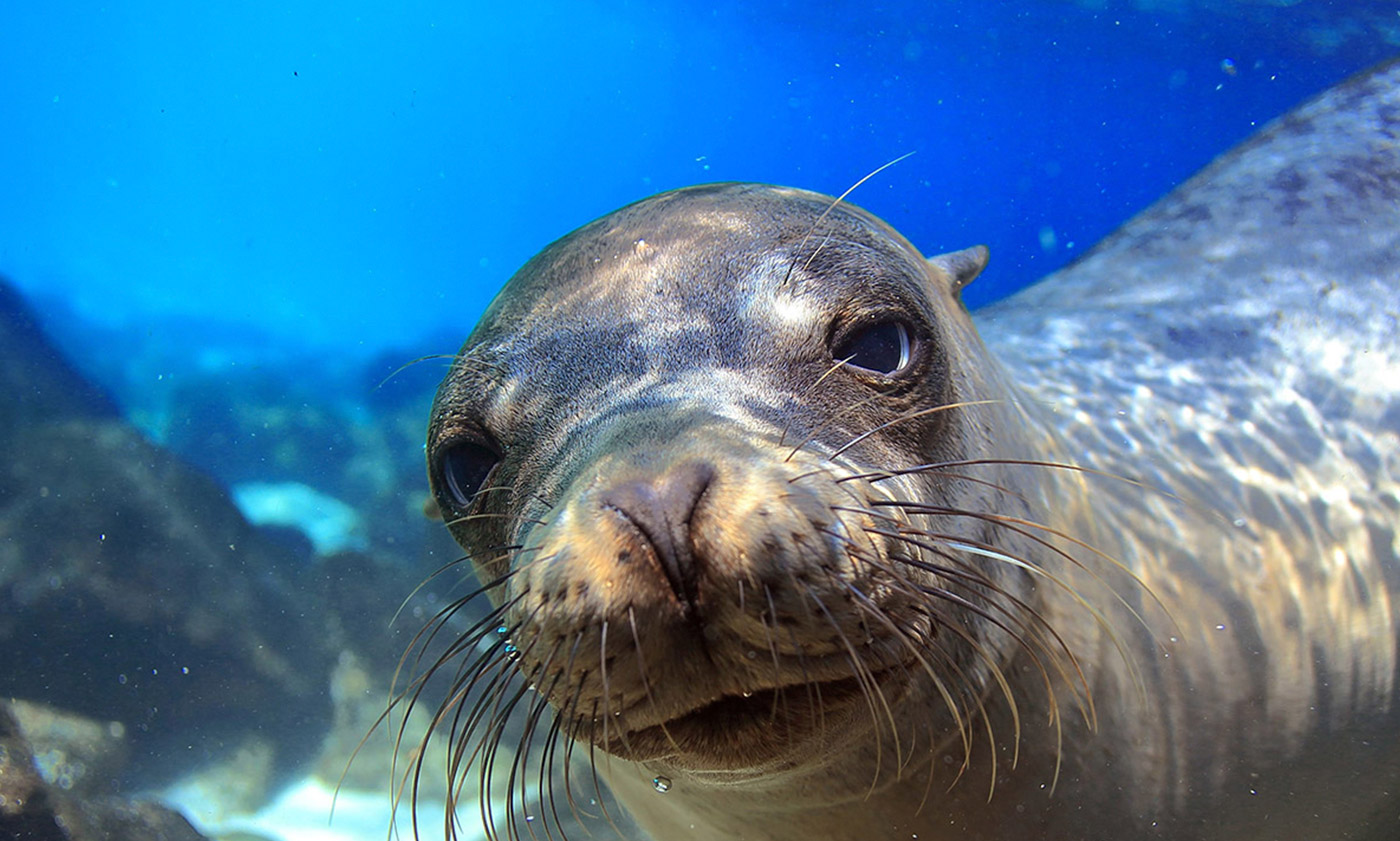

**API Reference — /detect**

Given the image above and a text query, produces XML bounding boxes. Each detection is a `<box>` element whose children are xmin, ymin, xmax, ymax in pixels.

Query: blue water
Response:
<box><xmin>2</xmin><ymin>5</ymin><xmax>1398</xmax><ymax>833</ymax></box>
<box><xmin>2</xmin><ymin>1</ymin><xmax>1392</xmax><ymax>405</ymax></box>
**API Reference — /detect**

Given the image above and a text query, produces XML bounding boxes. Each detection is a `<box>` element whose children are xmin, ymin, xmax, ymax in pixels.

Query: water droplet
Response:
<box><xmin>652</xmin><ymin>776</ymin><xmax>671</xmax><ymax>793</ymax></box>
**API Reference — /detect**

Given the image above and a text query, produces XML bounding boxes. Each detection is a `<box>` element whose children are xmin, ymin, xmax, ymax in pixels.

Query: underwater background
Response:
<box><xmin>1</xmin><ymin>2</ymin><xmax>1397</xmax><ymax>839</ymax></box>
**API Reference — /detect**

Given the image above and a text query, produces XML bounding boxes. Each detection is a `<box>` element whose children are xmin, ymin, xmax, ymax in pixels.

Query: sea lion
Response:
<box><xmin>409</xmin><ymin>60</ymin><xmax>1400</xmax><ymax>840</ymax></box>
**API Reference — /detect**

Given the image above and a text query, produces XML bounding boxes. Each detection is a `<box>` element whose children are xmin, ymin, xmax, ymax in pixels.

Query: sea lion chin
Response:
<box><xmin>407</xmin><ymin>60</ymin><xmax>1400</xmax><ymax>841</ymax></box>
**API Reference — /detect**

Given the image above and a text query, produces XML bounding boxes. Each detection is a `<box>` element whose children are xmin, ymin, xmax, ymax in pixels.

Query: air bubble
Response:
<box><xmin>652</xmin><ymin>776</ymin><xmax>672</xmax><ymax>793</ymax></box>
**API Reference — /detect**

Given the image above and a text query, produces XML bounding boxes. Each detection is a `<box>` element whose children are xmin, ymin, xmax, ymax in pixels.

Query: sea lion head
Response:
<box><xmin>423</xmin><ymin>184</ymin><xmax>1073</xmax><ymax>788</ymax></box>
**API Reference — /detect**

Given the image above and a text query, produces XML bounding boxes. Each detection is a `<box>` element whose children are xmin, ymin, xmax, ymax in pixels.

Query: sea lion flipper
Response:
<box><xmin>928</xmin><ymin>245</ymin><xmax>989</xmax><ymax>294</ymax></box>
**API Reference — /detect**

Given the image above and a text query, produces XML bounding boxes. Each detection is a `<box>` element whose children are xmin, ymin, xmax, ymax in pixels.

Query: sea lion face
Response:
<box><xmin>426</xmin><ymin>184</ymin><xmax>1030</xmax><ymax>774</ymax></box>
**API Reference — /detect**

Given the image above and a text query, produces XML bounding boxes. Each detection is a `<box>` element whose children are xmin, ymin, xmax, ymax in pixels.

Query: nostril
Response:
<box><xmin>598</xmin><ymin>460</ymin><xmax>716</xmax><ymax>611</ymax></box>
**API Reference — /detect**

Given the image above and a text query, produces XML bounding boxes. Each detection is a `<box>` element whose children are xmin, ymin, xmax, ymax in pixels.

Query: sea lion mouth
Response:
<box><xmin>660</xmin><ymin>673</ymin><xmax>868</xmax><ymax>728</ymax></box>
<box><xmin>613</xmin><ymin>666</ymin><xmax>909</xmax><ymax>764</ymax></box>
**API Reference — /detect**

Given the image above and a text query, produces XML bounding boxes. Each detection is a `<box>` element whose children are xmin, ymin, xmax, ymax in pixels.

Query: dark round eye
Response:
<box><xmin>833</xmin><ymin>320</ymin><xmax>913</xmax><ymax>376</ymax></box>
<box><xmin>439</xmin><ymin>441</ymin><xmax>500</xmax><ymax>508</ymax></box>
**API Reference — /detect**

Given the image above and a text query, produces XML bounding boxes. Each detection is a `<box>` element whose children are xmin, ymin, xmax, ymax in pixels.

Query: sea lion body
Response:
<box><xmin>420</xmin><ymin>62</ymin><xmax>1400</xmax><ymax>839</ymax></box>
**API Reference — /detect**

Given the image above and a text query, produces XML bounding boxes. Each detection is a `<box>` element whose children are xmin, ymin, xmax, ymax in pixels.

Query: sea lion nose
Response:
<box><xmin>598</xmin><ymin>459</ymin><xmax>716</xmax><ymax>612</ymax></box>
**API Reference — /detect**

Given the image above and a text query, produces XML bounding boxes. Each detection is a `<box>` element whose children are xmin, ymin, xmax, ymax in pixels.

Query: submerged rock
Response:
<box><xmin>0</xmin><ymin>275</ymin><xmax>338</xmax><ymax>788</ymax></box>
<box><xmin>0</xmin><ymin>703</ymin><xmax>209</xmax><ymax>841</ymax></box>
<box><xmin>231</xmin><ymin>481</ymin><xmax>367</xmax><ymax>557</ymax></box>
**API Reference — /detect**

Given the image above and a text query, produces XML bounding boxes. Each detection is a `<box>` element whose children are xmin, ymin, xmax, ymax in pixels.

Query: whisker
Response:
<box><xmin>596</xmin><ymin>620</ymin><xmax>635</xmax><ymax>757</ymax></box>
<box><xmin>472</xmin><ymin>609</ymin><xmax>553</xmax><ymax>839</ymax></box>
<box><xmin>779</xmin><ymin>355</ymin><xmax>853</xmax><ymax>448</ymax></box>
<box><xmin>584</xmin><ymin>698</ymin><xmax>628</xmax><ymax>840</ymax></box>
<box><xmin>837</xmin><ymin>466</ymin><xmax>1032</xmax><ymax>508</ymax></box>
<box><xmin>875</xmin><ymin>500</ymin><xmax>1156</xmax><ymax>713</ymax></box>
<box><xmin>871</xmin><ymin>456</ymin><xmax>1207</xmax><ymax>524</ymax></box>
<box><xmin>627</xmin><ymin>606</ymin><xmax>682</xmax><ymax>754</ymax></box>
<box><xmin>840</xmin><ymin>581</ymin><xmax>963</xmax><ymax>771</ymax></box>
<box><xmin>384</xmin><ymin>553</ymin><xmax>477</xmax><ymax>628</ymax></box>
<box><xmin>829</xmin><ymin>400</ymin><xmax>1004</xmax><ymax>462</ymax></box>
<box><xmin>818</xmin><ymin>528</ymin><xmax>978</xmax><ymax>774</ymax></box>
<box><xmin>890</xmin><ymin>499</ymin><xmax>1168</xmax><ymax>645</ymax></box>
<box><xmin>374</xmin><ymin>352</ymin><xmax>465</xmax><ymax>391</ymax></box>
<box><xmin>550</xmin><ymin>637</ymin><xmax>586</xmax><ymax>829</ymax></box>
<box><xmin>389</xmin><ymin>597</ymin><xmax>523</xmax><ymax>789</ymax></box>
<box><xmin>534</xmin><ymin>669</ymin><xmax>569</xmax><ymax>841</ymax></box>
<box><xmin>875</xmin><ymin>523</ymin><xmax>1101</xmax><ymax>741</ymax></box>
<box><xmin>508</xmin><ymin>640</ymin><xmax>563</xmax><ymax>841</ymax></box>
<box><xmin>823</xmin><ymin>506</ymin><xmax>1079</xmax><ymax>795</ymax></box>
<box><xmin>754</xmin><ymin>583</ymin><xmax>789</xmax><ymax>723</ymax></box>
<box><xmin>784</xmin><ymin>387</ymin><xmax>891</xmax><ymax>464</ymax></box>
<box><xmin>781</xmin><ymin>152</ymin><xmax>917</xmax><ymax>289</ymax></box>
<box><xmin>801</xmin><ymin>583</ymin><xmax>900</xmax><ymax>797</ymax></box>
<box><xmin>766</xmin><ymin>583</ymin><xmax>823</xmax><ymax>734</ymax></box>
<box><xmin>444</xmin><ymin>508</ymin><xmax>547</xmax><ymax>530</ymax></box>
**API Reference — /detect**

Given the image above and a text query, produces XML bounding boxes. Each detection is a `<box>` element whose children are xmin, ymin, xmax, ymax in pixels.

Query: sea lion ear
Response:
<box><xmin>928</xmin><ymin>245</ymin><xmax>989</xmax><ymax>296</ymax></box>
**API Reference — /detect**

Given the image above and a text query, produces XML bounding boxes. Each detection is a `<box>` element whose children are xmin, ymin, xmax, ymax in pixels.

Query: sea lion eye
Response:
<box><xmin>833</xmin><ymin>320</ymin><xmax>913</xmax><ymax>376</ymax></box>
<box><xmin>439</xmin><ymin>441</ymin><xmax>500</xmax><ymax>508</ymax></box>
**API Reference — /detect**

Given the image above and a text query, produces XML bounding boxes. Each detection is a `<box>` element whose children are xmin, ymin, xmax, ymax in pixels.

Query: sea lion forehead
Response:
<box><xmin>434</xmin><ymin>183</ymin><xmax>946</xmax><ymax>442</ymax></box>
<box><xmin>466</xmin><ymin>183</ymin><xmax>934</xmax><ymax>354</ymax></box>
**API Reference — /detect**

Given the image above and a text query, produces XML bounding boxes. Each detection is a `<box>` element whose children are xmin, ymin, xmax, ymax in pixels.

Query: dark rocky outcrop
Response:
<box><xmin>0</xmin><ymin>275</ymin><xmax>340</xmax><ymax>788</ymax></box>
<box><xmin>0</xmin><ymin>281</ymin><xmax>119</xmax><ymax>426</ymax></box>
<box><xmin>0</xmin><ymin>704</ymin><xmax>209</xmax><ymax>841</ymax></box>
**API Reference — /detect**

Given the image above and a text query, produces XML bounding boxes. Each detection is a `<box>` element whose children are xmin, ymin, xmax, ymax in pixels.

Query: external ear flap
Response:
<box><xmin>928</xmin><ymin>245</ymin><xmax>989</xmax><ymax>295</ymax></box>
